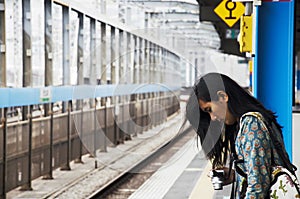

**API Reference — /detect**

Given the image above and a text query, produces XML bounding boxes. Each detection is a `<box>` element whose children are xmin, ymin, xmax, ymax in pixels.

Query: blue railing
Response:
<box><xmin>0</xmin><ymin>84</ymin><xmax>180</xmax><ymax>108</ymax></box>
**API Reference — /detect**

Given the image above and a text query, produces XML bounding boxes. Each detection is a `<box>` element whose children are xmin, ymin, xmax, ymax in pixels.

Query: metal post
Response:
<box><xmin>20</xmin><ymin>105</ymin><xmax>33</xmax><ymax>191</ymax></box>
<box><xmin>131</xmin><ymin>35</ymin><xmax>138</xmax><ymax>136</ymax></box>
<box><xmin>100</xmin><ymin>22</ymin><xmax>106</xmax><ymax>84</ymax></box>
<box><xmin>139</xmin><ymin>38</ymin><xmax>143</xmax><ymax>86</ymax></box>
<box><xmin>62</xmin><ymin>6</ymin><xmax>70</xmax><ymax>85</ymax></box>
<box><xmin>144</xmin><ymin>40</ymin><xmax>151</xmax><ymax>131</ymax></box>
<box><xmin>103</xmin><ymin>97</ymin><xmax>107</xmax><ymax>152</ymax></box>
<box><xmin>76</xmin><ymin>12</ymin><xmax>84</xmax><ymax>114</ymax></box>
<box><xmin>119</xmin><ymin>29</ymin><xmax>123</xmax><ymax>83</ymax></box>
<box><xmin>0</xmin><ymin>0</ymin><xmax>6</xmax><ymax>87</ymax></box>
<box><xmin>146</xmin><ymin>92</ymin><xmax>149</xmax><ymax>131</ymax></box>
<box><xmin>108</xmin><ymin>26</ymin><xmax>115</xmax><ymax>108</ymax></box>
<box><xmin>119</xmin><ymin>99</ymin><xmax>125</xmax><ymax>143</ymax></box>
<box><xmin>111</xmin><ymin>26</ymin><xmax>116</xmax><ymax>84</ymax></box>
<box><xmin>113</xmin><ymin>102</ymin><xmax>118</xmax><ymax>145</ymax></box>
<box><xmin>45</xmin><ymin>0</ymin><xmax>53</xmax><ymax>87</ymax></box>
<box><xmin>126</xmin><ymin>32</ymin><xmax>131</xmax><ymax>83</ymax></box>
<box><xmin>149</xmin><ymin>43</ymin><xmax>152</xmax><ymax>83</ymax></box>
<box><xmin>44</xmin><ymin>0</ymin><xmax>52</xmax><ymax>117</ymax></box>
<box><xmin>147</xmin><ymin>45</ymin><xmax>154</xmax><ymax>129</ymax></box>
<box><xmin>118</xmin><ymin>30</ymin><xmax>124</xmax><ymax>143</ymax></box>
<box><xmin>75</xmin><ymin>99</ymin><xmax>83</xmax><ymax>163</ymax></box>
<box><xmin>113</xmin><ymin>28</ymin><xmax>119</xmax><ymax>143</ymax></box>
<box><xmin>143</xmin><ymin>90</ymin><xmax>147</xmax><ymax>129</ymax></box>
<box><xmin>158</xmin><ymin>47</ymin><xmax>162</xmax><ymax>84</ymax></box>
<box><xmin>21</xmin><ymin>0</ymin><xmax>31</xmax><ymax>121</ymax></box>
<box><xmin>49</xmin><ymin>103</ymin><xmax>54</xmax><ymax>177</ymax></box>
<box><xmin>22</xmin><ymin>0</ymin><xmax>32</xmax><ymax>87</ymax></box>
<box><xmin>100</xmin><ymin>23</ymin><xmax>107</xmax><ymax>129</ymax></box>
<box><xmin>90</xmin><ymin>18</ymin><xmax>96</xmax><ymax>85</ymax></box>
<box><xmin>94</xmin><ymin>99</ymin><xmax>97</xmax><ymax>168</ymax></box>
<box><xmin>255</xmin><ymin>1</ymin><xmax>294</xmax><ymax>157</ymax></box>
<box><xmin>130</xmin><ymin>94</ymin><xmax>137</xmax><ymax>137</ymax></box>
<box><xmin>161</xmin><ymin>48</ymin><xmax>164</xmax><ymax>84</ymax></box>
<box><xmin>61</xmin><ymin>101</ymin><xmax>71</xmax><ymax>170</ymax></box>
<box><xmin>42</xmin><ymin>103</ymin><xmax>53</xmax><ymax>180</ymax></box>
<box><xmin>153</xmin><ymin>45</ymin><xmax>156</xmax><ymax>83</ymax></box>
<box><xmin>133</xmin><ymin>35</ymin><xmax>137</xmax><ymax>84</ymax></box>
<box><xmin>141</xmin><ymin>93</ymin><xmax>144</xmax><ymax>131</ymax></box>
<box><xmin>79</xmin><ymin>99</ymin><xmax>83</xmax><ymax>160</ymax></box>
<box><xmin>77</xmin><ymin>12</ymin><xmax>84</xmax><ymax>85</ymax></box>
<box><xmin>144</xmin><ymin>40</ymin><xmax>149</xmax><ymax>84</ymax></box>
<box><xmin>1</xmin><ymin>108</ymin><xmax>7</xmax><ymax>199</ymax></box>
<box><xmin>62</xmin><ymin>6</ymin><xmax>70</xmax><ymax>113</ymax></box>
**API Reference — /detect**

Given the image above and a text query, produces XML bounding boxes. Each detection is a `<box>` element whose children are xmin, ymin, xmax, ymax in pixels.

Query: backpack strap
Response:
<box><xmin>267</xmin><ymin>122</ymin><xmax>297</xmax><ymax>175</ymax></box>
<box><xmin>229</xmin><ymin>153</ymin><xmax>246</xmax><ymax>199</ymax></box>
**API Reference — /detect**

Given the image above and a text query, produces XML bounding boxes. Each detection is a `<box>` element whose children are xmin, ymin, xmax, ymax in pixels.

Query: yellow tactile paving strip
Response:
<box><xmin>189</xmin><ymin>162</ymin><xmax>214</xmax><ymax>199</ymax></box>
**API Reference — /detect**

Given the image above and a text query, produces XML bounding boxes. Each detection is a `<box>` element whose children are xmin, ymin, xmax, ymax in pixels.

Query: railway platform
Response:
<box><xmin>7</xmin><ymin>104</ymin><xmax>231</xmax><ymax>199</ymax></box>
<box><xmin>6</xmin><ymin>110</ymin><xmax>183</xmax><ymax>199</ymax></box>
<box><xmin>128</xmin><ymin>134</ymin><xmax>231</xmax><ymax>199</ymax></box>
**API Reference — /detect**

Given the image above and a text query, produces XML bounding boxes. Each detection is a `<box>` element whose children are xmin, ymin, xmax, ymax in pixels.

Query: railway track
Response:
<box><xmin>88</xmin><ymin>126</ymin><xmax>194</xmax><ymax>199</ymax></box>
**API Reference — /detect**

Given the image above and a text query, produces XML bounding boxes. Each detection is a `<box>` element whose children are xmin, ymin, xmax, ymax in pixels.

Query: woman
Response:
<box><xmin>186</xmin><ymin>72</ymin><xmax>295</xmax><ymax>198</ymax></box>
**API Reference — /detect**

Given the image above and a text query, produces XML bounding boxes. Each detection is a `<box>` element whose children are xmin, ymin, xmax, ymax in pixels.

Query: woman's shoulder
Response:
<box><xmin>237</xmin><ymin>112</ymin><xmax>270</xmax><ymax>145</ymax></box>
<box><xmin>240</xmin><ymin>112</ymin><xmax>264</xmax><ymax>125</ymax></box>
<box><xmin>241</xmin><ymin>112</ymin><xmax>264</xmax><ymax>121</ymax></box>
<box><xmin>239</xmin><ymin>111</ymin><xmax>269</xmax><ymax>134</ymax></box>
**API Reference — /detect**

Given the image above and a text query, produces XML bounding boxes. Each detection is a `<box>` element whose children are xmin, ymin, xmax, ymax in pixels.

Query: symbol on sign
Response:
<box><xmin>214</xmin><ymin>0</ymin><xmax>245</xmax><ymax>28</ymax></box>
<box><xmin>225</xmin><ymin>1</ymin><xmax>236</xmax><ymax>20</ymax></box>
<box><xmin>40</xmin><ymin>88</ymin><xmax>52</xmax><ymax>103</ymax></box>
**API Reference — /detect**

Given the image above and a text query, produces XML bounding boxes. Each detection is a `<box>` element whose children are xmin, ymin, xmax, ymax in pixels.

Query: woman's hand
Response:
<box><xmin>222</xmin><ymin>167</ymin><xmax>235</xmax><ymax>186</ymax></box>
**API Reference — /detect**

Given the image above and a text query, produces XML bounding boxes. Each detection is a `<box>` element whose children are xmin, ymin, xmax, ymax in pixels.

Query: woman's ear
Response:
<box><xmin>216</xmin><ymin>90</ymin><xmax>228</xmax><ymax>102</ymax></box>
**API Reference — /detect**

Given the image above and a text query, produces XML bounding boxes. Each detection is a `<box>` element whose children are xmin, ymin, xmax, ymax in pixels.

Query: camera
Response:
<box><xmin>210</xmin><ymin>170</ymin><xmax>225</xmax><ymax>190</ymax></box>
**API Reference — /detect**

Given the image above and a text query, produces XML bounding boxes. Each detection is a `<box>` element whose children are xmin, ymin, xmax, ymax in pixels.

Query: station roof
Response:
<box><xmin>127</xmin><ymin>0</ymin><xmax>221</xmax><ymax>53</ymax></box>
<box><xmin>128</xmin><ymin>0</ymin><xmax>244</xmax><ymax>57</ymax></box>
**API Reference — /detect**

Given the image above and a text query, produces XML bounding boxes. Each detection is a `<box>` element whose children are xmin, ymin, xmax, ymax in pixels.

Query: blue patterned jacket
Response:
<box><xmin>235</xmin><ymin>112</ymin><xmax>284</xmax><ymax>199</ymax></box>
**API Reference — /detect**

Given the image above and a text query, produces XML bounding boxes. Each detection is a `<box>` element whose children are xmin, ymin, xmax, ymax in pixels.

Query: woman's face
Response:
<box><xmin>198</xmin><ymin>91</ymin><xmax>236</xmax><ymax>125</ymax></box>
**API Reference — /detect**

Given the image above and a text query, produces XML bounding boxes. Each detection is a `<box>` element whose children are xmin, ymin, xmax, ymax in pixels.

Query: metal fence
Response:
<box><xmin>0</xmin><ymin>92</ymin><xmax>180</xmax><ymax>197</ymax></box>
<box><xmin>0</xmin><ymin>0</ymin><xmax>183</xmax><ymax>198</ymax></box>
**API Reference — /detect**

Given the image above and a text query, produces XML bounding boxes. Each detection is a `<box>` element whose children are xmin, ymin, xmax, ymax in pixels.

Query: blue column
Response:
<box><xmin>254</xmin><ymin>1</ymin><xmax>294</xmax><ymax>157</ymax></box>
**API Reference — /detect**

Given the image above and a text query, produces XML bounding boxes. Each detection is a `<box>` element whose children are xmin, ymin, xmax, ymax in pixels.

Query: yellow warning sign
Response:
<box><xmin>214</xmin><ymin>0</ymin><xmax>245</xmax><ymax>28</ymax></box>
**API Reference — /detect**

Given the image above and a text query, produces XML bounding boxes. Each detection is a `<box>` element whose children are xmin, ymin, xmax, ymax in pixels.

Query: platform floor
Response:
<box><xmin>128</xmin><ymin>136</ymin><xmax>232</xmax><ymax>199</ymax></box>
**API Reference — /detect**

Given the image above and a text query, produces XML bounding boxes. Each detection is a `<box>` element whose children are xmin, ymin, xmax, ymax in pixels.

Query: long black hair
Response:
<box><xmin>186</xmin><ymin>73</ymin><xmax>284</xmax><ymax>168</ymax></box>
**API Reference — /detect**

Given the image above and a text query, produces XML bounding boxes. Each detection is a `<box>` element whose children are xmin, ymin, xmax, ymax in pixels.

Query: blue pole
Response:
<box><xmin>254</xmin><ymin>1</ymin><xmax>294</xmax><ymax>158</ymax></box>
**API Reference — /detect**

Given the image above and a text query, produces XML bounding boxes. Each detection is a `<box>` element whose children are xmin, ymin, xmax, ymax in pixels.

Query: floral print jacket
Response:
<box><xmin>235</xmin><ymin>112</ymin><xmax>284</xmax><ymax>199</ymax></box>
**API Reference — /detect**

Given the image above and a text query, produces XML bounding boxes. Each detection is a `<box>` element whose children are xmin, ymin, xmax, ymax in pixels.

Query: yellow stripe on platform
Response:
<box><xmin>189</xmin><ymin>162</ymin><xmax>214</xmax><ymax>199</ymax></box>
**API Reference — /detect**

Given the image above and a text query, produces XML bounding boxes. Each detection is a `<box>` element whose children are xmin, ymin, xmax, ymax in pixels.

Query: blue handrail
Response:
<box><xmin>0</xmin><ymin>84</ymin><xmax>180</xmax><ymax>108</ymax></box>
